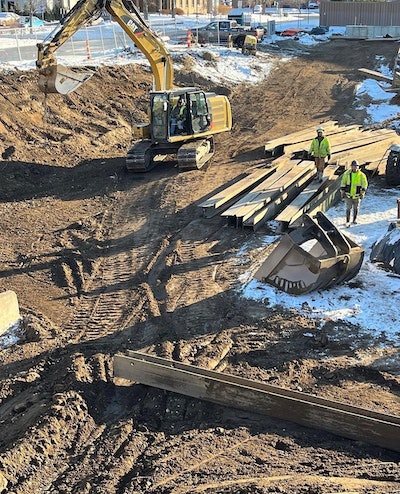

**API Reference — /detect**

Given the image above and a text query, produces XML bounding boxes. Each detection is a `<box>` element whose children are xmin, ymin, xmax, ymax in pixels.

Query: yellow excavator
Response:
<box><xmin>36</xmin><ymin>0</ymin><xmax>232</xmax><ymax>171</ymax></box>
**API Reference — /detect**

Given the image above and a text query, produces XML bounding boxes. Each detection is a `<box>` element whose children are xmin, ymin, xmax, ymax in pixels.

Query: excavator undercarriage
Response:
<box><xmin>125</xmin><ymin>137</ymin><xmax>215</xmax><ymax>172</ymax></box>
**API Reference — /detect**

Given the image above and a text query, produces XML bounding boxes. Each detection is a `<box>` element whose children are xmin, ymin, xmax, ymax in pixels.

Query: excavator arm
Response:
<box><xmin>37</xmin><ymin>0</ymin><xmax>174</xmax><ymax>94</ymax></box>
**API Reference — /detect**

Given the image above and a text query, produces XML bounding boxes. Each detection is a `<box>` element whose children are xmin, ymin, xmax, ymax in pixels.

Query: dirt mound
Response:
<box><xmin>0</xmin><ymin>40</ymin><xmax>399</xmax><ymax>493</ymax></box>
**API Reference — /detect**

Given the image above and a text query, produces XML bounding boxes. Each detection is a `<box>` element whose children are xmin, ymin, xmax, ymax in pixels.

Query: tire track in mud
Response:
<box><xmin>62</xmin><ymin>174</ymin><xmax>174</xmax><ymax>343</ymax></box>
<box><xmin>61</xmin><ymin>168</ymin><xmax>232</xmax><ymax>345</ymax></box>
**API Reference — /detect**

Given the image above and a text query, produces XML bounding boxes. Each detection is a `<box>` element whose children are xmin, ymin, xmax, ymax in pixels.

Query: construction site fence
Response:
<box><xmin>0</xmin><ymin>20</ymin><xmax>191</xmax><ymax>65</ymax></box>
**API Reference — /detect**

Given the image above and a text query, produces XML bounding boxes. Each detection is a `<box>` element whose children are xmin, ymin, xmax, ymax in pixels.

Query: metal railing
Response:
<box><xmin>0</xmin><ymin>20</ymin><xmax>189</xmax><ymax>65</ymax></box>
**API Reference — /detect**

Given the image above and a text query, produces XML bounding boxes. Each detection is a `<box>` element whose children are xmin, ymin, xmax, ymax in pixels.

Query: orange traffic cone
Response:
<box><xmin>85</xmin><ymin>38</ymin><xmax>91</xmax><ymax>60</ymax></box>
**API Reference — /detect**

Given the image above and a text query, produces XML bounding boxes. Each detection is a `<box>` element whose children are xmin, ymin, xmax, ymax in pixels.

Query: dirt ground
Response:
<box><xmin>0</xmin><ymin>39</ymin><xmax>400</xmax><ymax>493</ymax></box>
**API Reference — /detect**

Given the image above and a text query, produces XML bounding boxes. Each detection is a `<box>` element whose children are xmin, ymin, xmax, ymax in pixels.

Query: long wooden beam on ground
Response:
<box><xmin>264</xmin><ymin>120</ymin><xmax>340</xmax><ymax>156</ymax></box>
<box><xmin>198</xmin><ymin>167</ymin><xmax>277</xmax><ymax>218</ymax></box>
<box><xmin>274</xmin><ymin>164</ymin><xmax>339</xmax><ymax>231</ymax></box>
<box><xmin>243</xmin><ymin>165</ymin><xmax>316</xmax><ymax>230</ymax></box>
<box><xmin>330</xmin><ymin>129</ymin><xmax>395</xmax><ymax>157</ymax></box>
<box><xmin>225</xmin><ymin>161</ymin><xmax>316</xmax><ymax>228</ymax></box>
<box><xmin>113</xmin><ymin>351</ymin><xmax>400</xmax><ymax>453</ymax></box>
<box><xmin>358</xmin><ymin>68</ymin><xmax>393</xmax><ymax>83</ymax></box>
<box><xmin>270</xmin><ymin>126</ymin><xmax>392</xmax><ymax>164</ymax></box>
<box><xmin>334</xmin><ymin>137</ymin><xmax>396</xmax><ymax>172</ymax></box>
<box><xmin>265</xmin><ymin>123</ymin><xmax>363</xmax><ymax>159</ymax></box>
<box><xmin>221</xmin><ymin>162</ymin><xmax>299</xmax><ymax>227</ymax></box>
<box><xmin>289</xmin><ymin>176</ymin><xmax>343</xmax><ymax>229</ymax></box>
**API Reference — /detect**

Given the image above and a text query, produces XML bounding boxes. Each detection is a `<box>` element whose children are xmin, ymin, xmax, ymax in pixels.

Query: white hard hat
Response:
<box><xmin>316</xmin><ymin>126</ymin><xmax>324</xmax><ymax>132</ymax></box>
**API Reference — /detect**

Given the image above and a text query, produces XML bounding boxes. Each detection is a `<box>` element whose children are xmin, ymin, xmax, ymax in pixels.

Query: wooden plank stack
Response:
<box><xmin>198</xmin><ymin>122</ymin><xmax>399</xmax><ymax>231</ymax></box>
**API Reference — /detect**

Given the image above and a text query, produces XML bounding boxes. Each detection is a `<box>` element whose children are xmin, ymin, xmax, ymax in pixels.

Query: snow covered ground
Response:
<box><xmin>1</xmin><ymin>12</ymin><xmax>400</xmax><ymax>346</ymax></box>
<box><xmin>239</xmin><ymin>183</ymin><xmax>400</xmax><ymax>345</ymax></box>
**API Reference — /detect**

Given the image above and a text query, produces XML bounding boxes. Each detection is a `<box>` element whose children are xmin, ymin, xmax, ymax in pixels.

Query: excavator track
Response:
<box><xmin>177</xmin><ymin>137</ymin><xmax>214</xmax><ymax>170</ymax></box>
<box><xmin>126</xmin><ymin>140</ymin><xmax>156</xmax><ymax>173</ymax></box>
<box><xmin>126</xmin><ymin>138</ymin><xmax>215</xmax><ymax>172</ymax></box>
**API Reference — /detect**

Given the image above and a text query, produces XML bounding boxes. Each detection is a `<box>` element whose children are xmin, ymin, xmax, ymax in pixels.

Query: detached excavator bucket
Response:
<box><xmin>39</xmin><ymin>65</ymin><xmax>95</xmax><ymax>94</ymax></box>
<box><xmin>255</xmin><ymin>212</ymin><xmax>364</xmax><ymax>294</ymax></box>
<box><xmin>370</xmin><ymin>221</ymin><xmax>400</xmax><ymax>274</ymax></box>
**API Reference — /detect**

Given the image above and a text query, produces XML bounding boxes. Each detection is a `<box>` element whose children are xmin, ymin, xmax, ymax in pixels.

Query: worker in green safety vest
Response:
<box><xmin>340</xmin><ymin>159</ymin><xmax>368</xmax><ymax>227</ymax></box>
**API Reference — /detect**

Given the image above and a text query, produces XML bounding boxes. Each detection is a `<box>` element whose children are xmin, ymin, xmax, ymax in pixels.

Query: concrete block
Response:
<box><xmin>0</xmin><ymin>290</ymin><xmax>21</xmax><ymax>335</ymax></box>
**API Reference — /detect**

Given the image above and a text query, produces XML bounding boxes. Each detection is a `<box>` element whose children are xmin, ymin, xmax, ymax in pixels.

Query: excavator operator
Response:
<box><xmin>170</xmin><ymin>97</ymin><xmax>187</xmax><ymax>135</ymax></box>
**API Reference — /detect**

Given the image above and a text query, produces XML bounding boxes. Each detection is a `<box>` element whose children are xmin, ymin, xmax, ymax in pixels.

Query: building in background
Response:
<box><xmin>1</xmin><ymin>0</ymin><xmax>210</xmax><ymax>17</ymax></box>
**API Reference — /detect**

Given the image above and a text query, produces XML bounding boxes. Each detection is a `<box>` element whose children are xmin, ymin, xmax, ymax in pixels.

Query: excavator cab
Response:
<box><xmin>148</xmin><ymin>90</ymin><xmax>211</xmax><ymax>142</ymax></box>
<box><xmin>127</xmin><ymin>88</ymin><xmax>217</xmax><ymax>172</ymax></box>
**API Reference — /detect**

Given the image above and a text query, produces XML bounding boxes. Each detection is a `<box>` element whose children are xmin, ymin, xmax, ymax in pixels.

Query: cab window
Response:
<box><xmin>151</xmin><ymin>94</ymin><xmax>169</xmax><ymax>140</ymax></box>
<box><xmin>189</xmin><ymin>92</ymin><xmax>210</xmax><ymax>134</ymax></box>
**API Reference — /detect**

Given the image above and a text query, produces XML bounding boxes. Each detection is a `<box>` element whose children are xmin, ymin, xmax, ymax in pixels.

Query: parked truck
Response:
<box><xmin>195</xmin><ymin>20</ymin><xmax>264</xmax><ymax>47</ymax></box>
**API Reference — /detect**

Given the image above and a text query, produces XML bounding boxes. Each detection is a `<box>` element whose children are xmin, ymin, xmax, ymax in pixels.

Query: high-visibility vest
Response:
<box><xmin>340</xmin><ymin>169</ymin><xmax>368</xmax><ymax>198</ymax></box>
<box><xmin>309</xmin><ymin>136</ymin><xmax>331</xmax><ymax>158</ymax></box>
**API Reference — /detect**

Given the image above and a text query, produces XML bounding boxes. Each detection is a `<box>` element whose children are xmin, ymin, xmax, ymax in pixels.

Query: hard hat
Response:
<box><xmin>351</xmin><ymin>160</ymin><xmax>359</xmax><ymax>167</ymax></box>
<box><xmin>316</xmin><ymin>126</ymin><xmax>324</xmax><ymax>132</ymax></box>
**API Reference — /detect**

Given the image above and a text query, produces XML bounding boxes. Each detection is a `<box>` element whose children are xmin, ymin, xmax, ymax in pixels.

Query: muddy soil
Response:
<box><xmin>0</xmin><ymin>40</ymin><xmax>399</xmax><ymax>493</ymax></box>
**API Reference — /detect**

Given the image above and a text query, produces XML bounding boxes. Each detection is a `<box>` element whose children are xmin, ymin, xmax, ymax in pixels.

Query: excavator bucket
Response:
<box><xmin>370</xmin><ymin>221</ymin><xmax>400</xmax><ymax>274</ymax></box>
<box><xmin>254</xmin><ymin>212</ymin><xmax>364</xmax><ymax>294</ymax></box>
<box><xmin>38</xmin><ymin>65</ymin><xmax>95</xmax><ymax>94</ymax></box>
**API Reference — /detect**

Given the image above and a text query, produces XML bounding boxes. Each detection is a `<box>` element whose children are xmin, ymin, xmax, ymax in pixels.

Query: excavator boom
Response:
<box><xmin>37</xmin><ymin>0</ymin><xmax>173</xmax><ymax>94</ymax></box>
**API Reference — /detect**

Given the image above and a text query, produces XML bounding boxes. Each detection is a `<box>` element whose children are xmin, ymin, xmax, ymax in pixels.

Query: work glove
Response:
<box><xmin>341</xmin><ymin>190</ymin><xmax>346</xmax><ymax>199</ymax></box>
<box><xmin>360</xmin><ymin>191</ymin><xmax>365</xmax><ymax>199</ymax></box>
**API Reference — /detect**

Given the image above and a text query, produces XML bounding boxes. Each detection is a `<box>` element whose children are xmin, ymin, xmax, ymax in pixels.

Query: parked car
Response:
<box><xmin>308</xmin><ymin>26</ymin><xmax>329</xmax><ymax>35</ymax></box>
<box><xmin>20</xmin><ymin>15</ymin><xmax>45</xmax><ymax>27</ymax></box>
<box><xmin>0</xmin><ymin>12</ymin><xmax>20</xmax><ymax>27</ymax></box>
<box><xmin>280</xmin><ymin>28</ymin><xmax>305</xmax><ymax>37</ymax></box>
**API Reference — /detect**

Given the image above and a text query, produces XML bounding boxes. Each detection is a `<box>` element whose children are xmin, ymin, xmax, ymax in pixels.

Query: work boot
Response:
<box><xmin>353</xmin><ymin>213</ymin><xmax>358</xmax><ymax>225</ymax></box>
<box><xmin>346</xmin><ymin>212</ymin><xmax>351</xmax><ymax>228</ymax></box>
<box><xmin>318</xmin><ymin>171</ymin><xmax>323</xmax><ymax>183</ymax></box>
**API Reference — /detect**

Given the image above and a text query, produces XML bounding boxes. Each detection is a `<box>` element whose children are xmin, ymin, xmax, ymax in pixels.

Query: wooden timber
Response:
<box><xmin>242</xmin><ymin>165</ymin><xmax>316</xmax><ymax>230</ymax></box>
<box><xmin>221</xmin><ymin>161</ymin><xmax>300</xmax><ymax>227</ymax></box>
<box><xmin>199</xmin><ymin>167</ymin><xmax>277</xmax><ymax>218</ymax></box>
<box><xmin>327</xmin><ymin>129</ymin><xmax>396</xmax><ymax>161</ymax></box>
<box><xmin>264</xmin><ymin>120</ymin><xmax>339</xmax><ymax>157</ymax></box>
<box><xmin>223</xmin><ymin>161</ymin><xmax>315</xmax><ymax>228</ymax></box>
<box><xmin>335</xmin><ymin>137</ymin><xmax>396</xmax><ymax>172</ymax></box>
<box><xmin>275</xmin><ymin>164</ymin><xmax>339</xmax><ymax>231</ymax></box>
<box><xmin>289</xmin><ymin>175</ymin><xmax>343</xmax><ymax>229</ymax></box>
<box><xmin>358</xmin><ymin>68</ymin><xmax>393</xmax><ymax>84</ymax></box>
<box><xmin>359</xmin><ymin>47</ymin><xmax>400</xmax><ymax>92</ymax></box>
<box><xmin>198</xmin><ymin>125</ymin><xmax>398</xmax><ymax>230</ymax></box>
<box><xmin>114</xmin><ymin>351</ymin><xmax>400</xmax><ymax>454</ymax></box>
<box><xmin>263</xmin><ymin>121</ymin><xmax>362</xmax><ymax>157</ymax></box>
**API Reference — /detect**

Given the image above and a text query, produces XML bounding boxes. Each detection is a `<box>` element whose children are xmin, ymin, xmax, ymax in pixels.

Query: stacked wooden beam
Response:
<box><xmin>198</xmin><ymin>123</ymin><xmax>399</xmax><ymax>231</ymax></box>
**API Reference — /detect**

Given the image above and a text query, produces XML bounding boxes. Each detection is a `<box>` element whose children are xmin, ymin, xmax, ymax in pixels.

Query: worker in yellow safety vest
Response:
<box><xmin>309</xmin><ymin>126</ymin><xmax>331</xmax><ymax>183</ymax></box>
<box><xmin>340</xmin><ymin>159</ymin><xmax>368</xmax><ymax>227</ymax></box>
